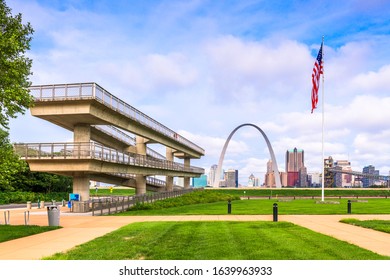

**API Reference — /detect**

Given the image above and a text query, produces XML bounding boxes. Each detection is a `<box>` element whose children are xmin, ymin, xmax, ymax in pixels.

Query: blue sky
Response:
<box><xmin>8</xmin><ymin>0</ymin><xmax>390</xmax><ymax>184</ymax></box>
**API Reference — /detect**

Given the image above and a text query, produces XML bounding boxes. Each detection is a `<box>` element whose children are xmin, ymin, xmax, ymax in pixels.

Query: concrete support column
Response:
<box><xmin>136</xmin><ymin>136</ymin><xmax>148</xmax><ymax>155</ymax></box>
<box><xmin>74</xmin><ymin>124</ymin><xmax>92</xmax><ymax>159</ymax></box>
<box><xmin>135</xmin><ymin>174</ymin><xmax>146</xmax><ymax>195</ymax></box>
<box><xmin>135</xmin><ymin>136</ymin><xmax>148</xmax><ymax>194</ymax></box>
<box><xmin>73</xmin><ymin>174</ymin><xmax>90</xmax><ymax>201</ymax></box>
<box><xmin>183</xmin><ymin>158</ymin><xmax>191</xmax><ymax>189</ymax></box>
<box><xmin>73</xmin><ymin>124</ymin><xmax>91</xmax><ymax>142</ymax></box>
<box><xmin>166</xmin><ymin>147</ymin><xmax>174</xmax><ymax>191</ymax></box>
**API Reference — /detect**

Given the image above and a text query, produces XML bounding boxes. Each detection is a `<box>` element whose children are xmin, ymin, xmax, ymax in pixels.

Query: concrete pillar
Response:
<box><xmin>136</xmin><ymin>136</ymin><xmax>148</xmax><ymax>155</ymax></box>
<box><xmin>135</xmin><ymin>136</ymin><xmax>148</xmax><ymax>194</ymax></box>
<box><xmin>166</xmin><ymin>147</ymin><xmax>174</xmax><ymax>191</ymax></box>
<box><xmin>73</xmin><ymin>124</ymin><xmax>92</xmax><ymax>159</ymax></box>
<box><xmin>183</xmin><ymin>158</ymin><xmax>191</xmax><ymax>189</ymax></box>
<box><xmin>73</xmin><ymin>124</ymin><xmax>91</xmax><ymax>142</ymax></box>
<box><xmin>135</xmin><ymin>174</ymin><xmax>146</xmax><ymax>195</ymax></box>
<box><xmin>73</xmin><ymin>175</ymin><xmax>90</xmax><ymax>201</ymax></box>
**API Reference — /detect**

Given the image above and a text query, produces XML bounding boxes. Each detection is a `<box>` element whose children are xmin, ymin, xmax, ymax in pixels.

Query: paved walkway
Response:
<box><xmin>1</xmin><ymin>206</ymin><xmax>390</xmax><ymax>259</ymax></box>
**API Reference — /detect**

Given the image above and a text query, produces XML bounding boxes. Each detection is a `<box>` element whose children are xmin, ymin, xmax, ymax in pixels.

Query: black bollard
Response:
<box><xmin>347</xmin><ymin>200</ymin><xmax>352</xmax><ymax>214</ymax></box>
<box><xmin>273</xmin><ymin>203</ymin><xmax>278</xmax><ymax>222</ymax></box>
<box><xmin>228</xmin><ymin>200</ymin><xmax>232</xmax><ymax>214</ymax></box>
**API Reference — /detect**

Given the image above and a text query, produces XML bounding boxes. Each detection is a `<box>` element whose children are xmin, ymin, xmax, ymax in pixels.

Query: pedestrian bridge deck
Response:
<box><xmin>14</xmin><ymin>142</ymin><xmax>204</xmax><ymax>178</ymax></box>
<box><xmin>29</xmin><ymin>83</ymin><xmax>205</xmax><ymax>159</ymax></box>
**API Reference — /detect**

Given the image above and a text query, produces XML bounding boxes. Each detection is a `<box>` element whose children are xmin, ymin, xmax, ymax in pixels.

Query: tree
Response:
<box><xmin>0</xmin><ymin>0</ymin><xmax>34</xmax><ymax>129</ymax></box>
<box><xmin>0</xmin><ymin>128</ymin><xmax>27</xmax><ymax>191</ymax></box>
<box><xmin>14</xmin><ymin>170</ymin><xmax>73</xmax><ymax>193</ymax></box>
<box><xmin>1</xmin><ymin>128</ymin><xmax>73</xmax><ymax>193</ymax></box>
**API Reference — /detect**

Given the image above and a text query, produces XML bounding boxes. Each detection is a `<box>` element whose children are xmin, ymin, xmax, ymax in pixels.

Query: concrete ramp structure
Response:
<box><xmin>15</xmin><ymin>83</ymin><xmax>205</xmax><ymax>205</ymax></box>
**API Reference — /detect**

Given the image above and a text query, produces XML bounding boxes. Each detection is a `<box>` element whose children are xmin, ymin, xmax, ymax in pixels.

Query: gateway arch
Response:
<box><xmin>213</xmin><ymin>123</ymin><xmax>282</xmax><ymax>188</ymax></box>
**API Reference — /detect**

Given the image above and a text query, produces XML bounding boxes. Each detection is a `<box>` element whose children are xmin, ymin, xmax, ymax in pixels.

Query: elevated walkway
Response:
<box><xmin>15</xmin><ymin>142</ymin><xmax>203</xmax><ymax>190</ymax></box>
<box><xmin>29</xmin><ymin>83</ymin><xmax>204</xmax><ymax>159</ymax></box>
<box><xmin>15</xmin><ymin>142</ymin><xmax>203</xmax><ymax>177</ymax></box>
<box><xmin>15</xmin><ymin>83</ymin><xmax>205</xmax><ymax>206</ymax></box>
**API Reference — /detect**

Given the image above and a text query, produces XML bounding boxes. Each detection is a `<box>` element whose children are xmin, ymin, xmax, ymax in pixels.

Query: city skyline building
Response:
<box><xmin>248</xmin><ymin>174</ymin><xmax>260</xmax><ymax>187</ymax></box>
<box><xmin>264</xmin><ymin>159</ymin><xmax>274</xmax><ymax>187</ymax></box>
<box><xmin>286</xmin><ymin>148</ymin><xmax>306</xmax><ymax>187</ymax></box>
<box><xmin>308</xmin><ymin>172</ymin><xmax>321</xmax><ymax>187</ymax></box>
<box><xmin>192</xmin><ymin>175</ymin><xmax>207</xmax><ymax>188</ymax></box>
<box><xmin>264</xmin><ymin>159</ymin><xmax>286</xmax><ymax>187</ymax></box>
<box><xmin>299</xmin><ymin>166</ymin><xmax>308</xmax><ymax>187</ymax></box>
<box><xmin>225</xmin><ymin>169</ymin><xmax>238</xmax><ymax>188</ymax></box>
<box><xmin>208</xmin><ymin>164</ymin><xmax>218</xmax><ymax>186</ymax></box>
<box><xmin>286</xmin><ymin>148</ymin><xmax>304</xmax><ymax>172</ymax></box>
<box><xmin>362</xmin><ymin>165</ymin><xmax>379</xmax><ymax>187</ymax></box>
<box><xmin>209</xmin><ymin>156</ymin><xmax>387</xmax><ymax>188</ymax></box>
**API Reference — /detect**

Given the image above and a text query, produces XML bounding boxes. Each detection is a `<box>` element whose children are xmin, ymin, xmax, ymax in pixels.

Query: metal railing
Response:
<box><xmin>92</xmin><ymin>125</ymin><xmax>166</xmax><ymax>160</ymax></box>
<box><xmin>81</xmin><ymin>189</ymin><xmax>197</xmax><ymax>215</ymax></box>
<box><xmin>29</xmin><ymin>83</ymin><xmax>205</xmax><ymax>155</ymax></box>
<box><xmin>103</xmin><ymin>173</ymin><xmax>182</xmax><ymax>189</ymax></box>
<box><xmin>14</xmin><ymin>142</ymin><xmax>204</xmax><ymax>174</ymax></box>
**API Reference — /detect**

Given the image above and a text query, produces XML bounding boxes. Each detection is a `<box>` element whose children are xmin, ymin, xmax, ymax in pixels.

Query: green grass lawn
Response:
<box><xmin>116</xmin><ymin>198</ymin><xmax>390</xmax><ymax>216</ymax></box>
<box><xmin>209</xmin><ymin>188</ymin><xmax>390</xmax><ymax>197</ymax></box>
<box><xmin>0</xmin><ymin>225</ymin><xmax>60</xmax><ymax>243</ymax></box>
<box><xmin>340</xmin><ymin>219</ymin><xmax>390</xmax><ymax>234</ymax></box>
<box><xmin>43</xmin><ymin>221</ymin><xmax>390</xmax><ymax>260</ymax></box>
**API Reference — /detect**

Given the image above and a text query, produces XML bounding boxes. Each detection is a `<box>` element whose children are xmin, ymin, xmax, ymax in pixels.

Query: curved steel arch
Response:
<box><xmin>213</xmin><ymin>123</ymin><xmax>282</xmax><ymax>188</ymax></box>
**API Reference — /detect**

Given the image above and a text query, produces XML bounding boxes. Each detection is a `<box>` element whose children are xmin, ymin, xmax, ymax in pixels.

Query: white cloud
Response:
<box><xmin>350</xmin><ymin>65</ymin><xmax>390</xmax><ymax>94</ymax></box>
<box><xmin>204</xmin><ymin>36</ymin><xmax>312</xmax><ymax>102</ymax></box>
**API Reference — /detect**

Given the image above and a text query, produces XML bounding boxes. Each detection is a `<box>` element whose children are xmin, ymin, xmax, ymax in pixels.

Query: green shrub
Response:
<box><xmin>0</xmin><ymin>191</ymin><xmax>69</xmax><ymax>204</ymax></box>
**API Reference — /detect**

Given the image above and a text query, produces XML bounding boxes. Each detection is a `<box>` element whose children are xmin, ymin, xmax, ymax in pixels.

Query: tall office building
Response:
<box><xmin>299</xmin><ymin>166</ymin><xmax>308</xmax><ymax>187</ymax></box>
<box><xmin>265</xmin><ymin>160</ymin><xmax>275</xmax><ymax>187</ymax></box>
<box><xmin>265</xmin><ymin>159</ymin><xmax>286</xmax><ymax>187</ymax></box>
<box><xmin>208</xmin><ymin>164</ymin><xmax>218</xmax><ymax>186</ymax></box>
<box><xmin>225</xmin><ymin>169</ymin><xmax>238</xmax><ymax>188</ymax></box>
<box><xmin>286</xmin><ymin>147</ymin><xmax>306</xmax><ymax>187</ymax></box>
<box><xmin>362</xmin><ymin>165</ymin><xmax>379</xmax><ymax>187</ymax></box>
<box><xmin>286</xmin><ymin>147</ymin><xmax>304</xmax><ymax>172</ymax></box>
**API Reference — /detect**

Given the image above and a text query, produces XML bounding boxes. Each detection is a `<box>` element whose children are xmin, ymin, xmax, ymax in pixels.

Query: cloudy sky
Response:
<box><xmin>8</xmin><ymin>0</ymin><xmax>390</xmax><ymax>184</ymax></box>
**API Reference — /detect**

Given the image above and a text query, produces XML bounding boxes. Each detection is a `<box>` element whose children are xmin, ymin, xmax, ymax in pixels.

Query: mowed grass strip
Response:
<box><xmin>0</xmin><ymin>225</ymin><xmax>60</xmax><ymax>243</ymax></box>
<box><xmin>117</xmin><ymin>198</ymin><xmax>390</xmax><ymax>216</ymax></box>
<box><xmin>340</xmin><ymin>219</ymin><xmax>390</xmax><ymax>234</ymax></box>
<box><xmin>43</xmin><ymin>221</ymin><xmax>389</xmax><ymax>260</ymax></box>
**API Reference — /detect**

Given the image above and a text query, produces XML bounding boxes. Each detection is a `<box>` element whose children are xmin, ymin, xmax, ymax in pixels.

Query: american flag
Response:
<box><xmin>311</xmin><ymin>42</ymin><xmax>323</xmax><ymax>113</ymax></box>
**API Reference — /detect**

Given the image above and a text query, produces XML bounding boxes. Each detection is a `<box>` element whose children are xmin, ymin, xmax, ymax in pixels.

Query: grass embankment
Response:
<box><xmin>0</xmin><ymin>225</ymin><xmax>60</xmax><ymax>243</ymax></box>
<box><xmin>44</xmin><ymin>221</ymin><xmax>389</xmax><ymax>260</ymax></box>
<box><xmin>126</xmin><ymin>190</ymin><xmax>239</xmax><ymax>211</ymax></box>
<box><xmin>116</xmin><ymin>191</ymin><xmax>390</xmax><ymax>216</ymax></box>
<box><xmin>341</xmin><ymin>219</ymin><xmax>390</xmax><ymax>234</ymax></box>
<box><xmin>211</xmin><ymin>188</ymin><xmax>390</xmax><ymax>198</ymax></box>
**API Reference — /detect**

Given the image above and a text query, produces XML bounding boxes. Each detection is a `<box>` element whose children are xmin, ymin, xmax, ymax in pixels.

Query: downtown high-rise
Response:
<box><xmin>285</xmin><ymin>147</ymin><xmax>307</xmax><ymax>187</ymax></box>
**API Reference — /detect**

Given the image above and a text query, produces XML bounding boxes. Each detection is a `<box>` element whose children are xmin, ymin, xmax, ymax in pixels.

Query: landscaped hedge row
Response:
<box><xmin>129</xmin><ymin>190</ymin><xmax>240</xmax><ymax>211</ymax></box>
<box><xmin>0</xmin><ymin>191</ymin><xmax>69</xmax><ymax>204</ymax></box>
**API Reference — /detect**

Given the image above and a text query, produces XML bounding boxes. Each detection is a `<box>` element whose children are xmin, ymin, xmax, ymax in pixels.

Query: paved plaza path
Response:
<box><xmin>0</xmin><ymin>206</ymin><xmax>390</xmax><ymax>260</ymax></box>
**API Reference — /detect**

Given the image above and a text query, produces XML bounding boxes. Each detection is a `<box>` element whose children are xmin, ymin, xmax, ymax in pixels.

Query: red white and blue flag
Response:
<box><xmin>311</xmin><ymin>42</ymin><xmax>323</xmax><ymax>113</ymax></box>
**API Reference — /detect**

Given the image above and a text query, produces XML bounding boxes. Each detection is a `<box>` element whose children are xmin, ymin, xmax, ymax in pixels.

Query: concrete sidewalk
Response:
<box><xmin>1</xmin><ymin>206</ymin><xmax>390</xmax><ymax>259</ymax></box>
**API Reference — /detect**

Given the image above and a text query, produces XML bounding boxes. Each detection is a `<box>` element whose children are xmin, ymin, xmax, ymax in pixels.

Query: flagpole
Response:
<box><xmin>321</xmin><ymin>35</ymin><xmax>325</xmax><ymax>202</ymax></box>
